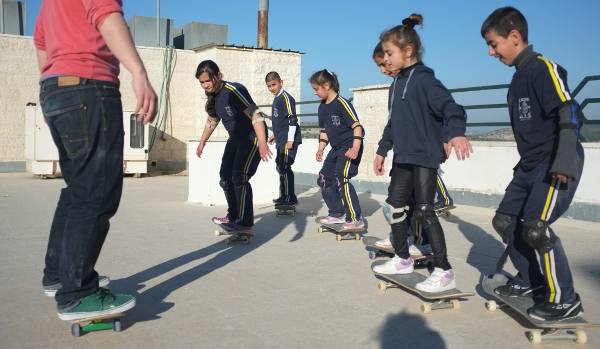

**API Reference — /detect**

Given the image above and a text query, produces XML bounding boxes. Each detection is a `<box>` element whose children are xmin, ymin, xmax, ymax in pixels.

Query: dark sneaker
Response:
<box><xmin>494</xmin><ymin>280</ymin><xmax>545</xmax><ymax>298</ymax></box>
<box><xmin>272</xmin><ymin>197</ymin><xmax>285</xmax><ymax>204</ymax></box>
<box><xmin>528</xmin><ymin>293</ymin><xmax>583</xmax><ymax>322</ymax></box>
<box><xmin>277</xmin><ymin>200</ymin><xmax>299</xmax><ymax>207</ymax></box>
<box><xmin>434</xmin><ymin>202</ymin><xmax>450</xmax><ymax>211</ymax></box>
<box><xmin>45</xmin><ymin>276</ymin><xmax>111</xmax><ymax>297</ymax></box>
<box><xmin>58</xmin><ymin>288</ymin><xmax>136</xmax><ymax>321</ymax></box>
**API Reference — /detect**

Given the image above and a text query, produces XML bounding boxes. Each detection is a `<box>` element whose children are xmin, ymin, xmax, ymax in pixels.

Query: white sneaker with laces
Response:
<box><xmin>372</xmin><ymin>256</ymin><xmax>414</xmax><ymax>275</ymax></box>
<box><xmin>409</xmin><ymin>244</ymin><xmax>432</xmax><ymax>257</ymax></box>
<box><xmin>375</xmin><ymin>238</ymin><xmax>392</xmax><ymax>248</ymax></box>
<box><xmin>415</xmin><ymin>267</ymin><xmax>456</xmax><ymax>292</ymax></box>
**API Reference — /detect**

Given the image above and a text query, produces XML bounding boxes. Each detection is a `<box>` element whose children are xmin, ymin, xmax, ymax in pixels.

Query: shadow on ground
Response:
<box><xmin>376</xmin><ymin>311</ymin><xmax>446</xmax><ymax>348</ymax></box>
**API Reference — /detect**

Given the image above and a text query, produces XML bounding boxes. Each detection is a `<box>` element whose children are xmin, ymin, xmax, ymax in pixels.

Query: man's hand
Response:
<box><xmin>345</xmin><ymin>146</ymin><xmax>359</xmax><ymax>160</ymax></box>
<box><xmin>286</xmin><ymin>141</ymin><xmax>294</xmax><ymax>150</ymax></box>
<box><xmin>259</xmin><ymin>142</ymin><xmax>273</xmax><ymax>162</ymax></box>
<box><xmin>552</xmin><ymin>172</ymin><xmax>573</xmax><ymax>184</ymax></box>
<box><xmin>447</xmin><ymin>136</ymin><xmax>473</xmax><ymax>160</ymax></box>
<box><xmin>133</xmin><ymin>73</ymin><xmax>158</xmax><ymax>125</ymax></box>
<box><xmin>196</xmin><ymin>142</ymin><xmax>205</xmax><ymax>158</ymax></box>
<box><xmin>373</xmin><ymin>155</ymin><xmax>385</xmax><ymax>176</ymax></box>
<box><xmin>316</xmin><ymin>150</ymin><xmax>324</xmax><ymax>162</ymax></box>
<box><xmin>268</xmin><ymin>135</ymin><xmax>275</xmax><ymax>145</ymax></box>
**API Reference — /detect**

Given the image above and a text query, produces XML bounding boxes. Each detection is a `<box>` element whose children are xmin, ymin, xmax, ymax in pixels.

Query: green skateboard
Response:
<box><xmin>70</xmin><ymin>313</ymin><xmax>125</xmax><ymax>337</ymax></box>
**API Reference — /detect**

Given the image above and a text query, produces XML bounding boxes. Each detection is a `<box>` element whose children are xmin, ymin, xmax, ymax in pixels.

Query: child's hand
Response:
<box><xmin>316</xmin><ymin>150</ymin><xmax>323</xmax><ymax>162</ymax></box>
<box><xmin>447</xmin><ymin>136</ymin><xmax>473</xmax><ymax>160</ymax></box>
<box><xmin>196</xmin><ymin>142</ymin><xmax>205</xmax><ymax>158</ymax></box>
<box><xmin>287</xmin><ymin>141</ymin><xmax>294</xmax><ymax>149</ymax></box>
<box><xmin>373</xmin><ymin>155</ymin><xmax>385</xmax><ymax>176</ymax></box>
<box><xmin>552</xmin><ymin>172</ymin><xmax>573</xmax><ymax>184</ymax></box>
<box><xmin>345</xmin><ymin>146</ymin><xmax>359</xmax><ymax>160</ymax></box>
<box><xmin>268</xmin><ymin>135</ymin><xmax>275</xmax><ymax>145</ymax></box>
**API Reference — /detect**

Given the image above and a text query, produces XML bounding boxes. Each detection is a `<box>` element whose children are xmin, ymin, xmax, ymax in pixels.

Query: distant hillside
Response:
<box><xmin>467</xmin><ymin>125</ymin><xmax>600</xmax><ymax>142</ymax></box>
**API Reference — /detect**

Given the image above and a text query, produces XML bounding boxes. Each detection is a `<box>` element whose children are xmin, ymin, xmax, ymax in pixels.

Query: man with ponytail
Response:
<box><xmin>196</xmin><ymin>60</ymin><xmax>272</xmax><ymax>231</ymax></box>
<box><xmin>311</xmin><ymin>69</ymin><xmax>365</xmax><ymax>230</ymax></box>
<box><xmin>482</xmin><ymin>6</ymin><xmax>585</xmax><ymax>321</ymax></box>
<box><xmin>372</xmin><ymin>14</ymin><xmax>473</xmax><ymax>294</ymax></box>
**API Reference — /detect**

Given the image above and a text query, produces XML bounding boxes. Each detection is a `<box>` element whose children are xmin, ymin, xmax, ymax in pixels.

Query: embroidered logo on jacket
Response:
<box><xmin>273</xmin><ymin>108</ymin><xmax>279</xmax><ymax>118</ymax></box>
<box><xmin>331</xmin><ymin>115</ymin><xmax>340</xmax><ymax>126</ymax></box>
<box><xmin>519</xmin><ymin>98</ymin><xmax>531</xmax><ymax>122</ymax></box>
<box><xmin>225</xmin><ymin>106</ymin><xmax>236</xmax><ymax>117</ymax></box>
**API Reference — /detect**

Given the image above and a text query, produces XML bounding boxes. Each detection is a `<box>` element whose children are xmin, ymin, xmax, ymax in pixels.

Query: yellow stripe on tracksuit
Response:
<box><xmin>225</xmin><ymin>84</ymin><xmax>250</xmax><ymax>107</ymax></box>
<box><xmin>415</xmin><ymin>221</ymin><xmax>422</xmax><ymax>244</ymax></box>
<box><xmin>283</xmin><ymin>92</ymin><xmax>293</xmax><ymax>114</ymax></box>
<box><xmin>537</xmin><ymin>57</ymin><xmax>570</xmax><ymax>103</ymax></box>
<box><xmin>283</xmin><ymin>147</ymin><xmax>289</xmax><ymax>200</ymax></box>
<box><xmin>237</xmin><ymin>137</ymin><xmax>258</xmax><ymax>221</ymax></box>
<box><xmin>541</xmin><ymin>177</ymin><xmax>560</xmax><ymax>302</ymax></box>
<box><xmin>437</xmin><ymin>176</ymin><xmax>449</xmax><ymax>205</ymax></box>
<box><xmin>337</xmin><ymin>97</ymin><xmax>358</xmax><ymax>122</ymax></box>
<box><xmin>342</xmin><ymin>154</ymin><xmax>356</xmax><ymax>221</ymax></box>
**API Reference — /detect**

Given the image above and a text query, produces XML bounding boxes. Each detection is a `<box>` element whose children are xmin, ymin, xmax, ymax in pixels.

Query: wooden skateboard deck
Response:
<box><xmin>275</xmin><ymin>204</ymin><xmax>297</xmax><ymax>217</ymax></box>
<box><xmin>362</xmin><ymin>236</ymin><xmax>435</xmax><ymax>270</ymax></box>
<box><xmin>482</xmin><ymin>273</ymin><xmax>598</xmax><ymax>344</ymax></box>
<box><xmin>69</xmin><ymin>312</ymin><xmax>126</xmax><ymax>337</ymax></box>
<box><xmin>314</xmin><ymin>217</ymin><xmax>365</xmax><ymax>241</ymax></box>
<box><xmin>214</xmin><ymin>222</ymin><xmax>254</xmax><ymax>244</ymax></box>
<box><xmin>371</xmin><ymin>260</ymin><xmax>474</xmax><ymax>313</ymax></box>
<box><xmin>436</xmin><ymin>205</ymin><xmax>456</xmax><ymax>218</ymax></box>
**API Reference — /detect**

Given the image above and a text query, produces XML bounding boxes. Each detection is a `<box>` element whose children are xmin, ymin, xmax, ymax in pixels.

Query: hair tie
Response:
<box><xmin>324</xmin><ymin>69</ymin><xmax>333</xmax><ymax>76</ymax></box>
<box><xmin>402</xmin><ymin>18</ymin><xmax>416</xmax><ymax>29</ymax></box>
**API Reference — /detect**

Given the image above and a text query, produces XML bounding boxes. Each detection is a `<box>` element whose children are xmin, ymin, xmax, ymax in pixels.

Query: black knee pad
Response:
<box><xmin>492</xmin><ymin>212</ymin><xmax>517</xmax><ymax>244</ymax></box>
<box><xmin>277</xmin><ymin>162</ymin><xmax>286</xmax><ymax>175</ymax></box>
<box><xmin>334</xmin><ymin>174</ymin><xmax>349</xmax><ymax>191</ymax></box>
<box><xmin>413</xmin><ymin>204</ymin><xmax>438</xmax><ymax>229</ymax></box>
<box><xmin>522</xmin><ymin>219</ymin><xmax>556</xmax><ymax>254</ymax></box>
<box><xmin>219</xmin><ymin>175</ymin><xmax>229</xmax><ymax>189</ymax></box>
<box><xmin>232</xmin><ymin>172</ymin><xmax>246</xmax><ymax>187</ymax></box>
<box><xmin>317</xmin><ymin>173</ymin><xmax>333</xmax><ymax>190</ymax></box>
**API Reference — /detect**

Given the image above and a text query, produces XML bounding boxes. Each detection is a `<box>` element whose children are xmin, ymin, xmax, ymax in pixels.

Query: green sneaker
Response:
<box><xmin>44</xmin><ymin>276</ymin><xmax>110</xmax><ymax>297</ymax></box>
<box><xmin>58</xmin><ymin>288</ymin><xmax>136</xmax><ymax>321</ymax></box>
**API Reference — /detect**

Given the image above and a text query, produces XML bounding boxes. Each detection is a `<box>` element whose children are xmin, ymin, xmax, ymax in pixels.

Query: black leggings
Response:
<box><xmin>387</xmin><ymin>163</ymin><xmax>451</xmax><ymax>270</ymax></box>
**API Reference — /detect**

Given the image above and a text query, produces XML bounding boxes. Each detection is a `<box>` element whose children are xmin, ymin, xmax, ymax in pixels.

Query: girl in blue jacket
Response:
<box><xmin>372</xmin><ymin>14</ymin><xmax>473</xmax><ymax>293</ymax></box>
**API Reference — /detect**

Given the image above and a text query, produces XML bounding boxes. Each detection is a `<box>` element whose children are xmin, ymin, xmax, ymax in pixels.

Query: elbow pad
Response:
<box><xmin>289</xmin><ymin>115</ymin><xmax>299</xmax><ymax>126</ymax></box>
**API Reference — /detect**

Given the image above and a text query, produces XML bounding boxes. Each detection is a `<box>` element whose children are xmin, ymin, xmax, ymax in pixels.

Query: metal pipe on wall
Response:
<box><xmin>0</xmin><ymin>0</ymin><xmax>5</xmax><ymax>34</ymax></box>
<box><xmin>257</xmin><ymin>0</ymin><xmax>269</xmax><ymax>48</ymax></box>
<box><xmin>157</xmin><ymin>0</ymin><xmax>160</xmax><ymax>46</ymax></box>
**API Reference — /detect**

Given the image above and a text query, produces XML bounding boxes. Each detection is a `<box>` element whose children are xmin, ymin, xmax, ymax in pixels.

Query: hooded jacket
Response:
<box><xmin>376</xmin><ymin>63</ymin><xmax>467</xmax><ymax>169</ymax></box>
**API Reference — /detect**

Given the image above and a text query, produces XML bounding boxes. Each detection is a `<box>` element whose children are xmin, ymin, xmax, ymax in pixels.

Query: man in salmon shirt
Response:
<box><xmin>34</xmin><ymin>0</ymin><xmax>157</xmax><ymax>320</ymax></box>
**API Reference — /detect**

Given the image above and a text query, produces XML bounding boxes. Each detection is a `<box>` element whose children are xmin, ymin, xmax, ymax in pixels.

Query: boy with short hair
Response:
<box><xmin>482</xmin><ymin>7</ymin><xmax>585</xmax><ymax>321</ymax></box>
<box><xmin>266</xmin><ymin>72</ymin><xmax>302</xmax><ymax>206</ymax></box>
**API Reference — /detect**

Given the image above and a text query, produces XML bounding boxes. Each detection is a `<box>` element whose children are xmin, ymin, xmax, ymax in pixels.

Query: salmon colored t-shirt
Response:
<box><xmin>33</xmin><ymin>0</ymin><xmax>124</xmax><ymax>86</ymax></box>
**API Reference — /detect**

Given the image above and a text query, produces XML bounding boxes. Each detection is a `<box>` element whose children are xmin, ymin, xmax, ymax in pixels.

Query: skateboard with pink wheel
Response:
<box><xmin>214</xmin><ymin>222</ymin><xmax>254</xmax><ymax>244</ymax></box>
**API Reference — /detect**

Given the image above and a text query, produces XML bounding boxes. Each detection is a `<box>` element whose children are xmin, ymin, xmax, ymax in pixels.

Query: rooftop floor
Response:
<box><xmin>1</xmin><ymin>173</ymin><xmax>599</xmax><ymax>348</ymax></box>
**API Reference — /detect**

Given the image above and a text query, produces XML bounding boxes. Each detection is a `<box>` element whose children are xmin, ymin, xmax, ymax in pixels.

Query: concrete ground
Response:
<box><xmin>1</xmin><ymin>172</ymin><xmax>599</xmax><ymax>349</ymax></box>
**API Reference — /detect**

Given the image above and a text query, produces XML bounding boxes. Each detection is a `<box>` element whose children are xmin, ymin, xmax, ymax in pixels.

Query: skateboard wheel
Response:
<box><xmin>225</xmin><ymin>238</ymin><xmax>231</xmax><ymax>245</ymax></box>
<box><xmin>369</xmin><ymin>251</ymin><xmax>376</xmax><ymax>259</ymax></box>
<box><xmin>485</xmin><ymin>300</ymin><xmax>497</xmax><ymax>312</ymax></box>
<box><xmin>378</xmin><ymin>281</ymin><xmax>387</xmax><ymax>291</ymax></box>
<box><xmin>444</xmin><ymin>211</ymin><xmax>451</xmax><ymax>218</ymax></box>
<box><xmin>113</xmin><ymin>319</ymin><xmax>122</xmax><ymax>332</ymax></box>
<box><xmin>528</xmin><ymin>330</ymin><xmax>542</xmax><ymax>344</ymax></box>
<box><xmin>318</xmin><ymin>227</ymin><xmax>323</xmax><ymax>234</ymax></box>
<box><xmin>354</xmin><ymin>234</ymin><xmax>360</xmax><ymax>240</ymax></box>
<box><xmin>421</xmin><ymin>303</ymin><xmax>432</xmax><ymax>314</ymax></box>
<box><xmin>336</xmin><ymin>234</ymin><xmax>342</xmax><ymax>241</ymax></box>
<box><xmin>575</xmin><ymin>330</ymin><xmax>587</xmax><ymax>344</ymax></box>
<box><xmin>246</xmin><ymin>236</ymin><xmax>252</xmax><ymax>244</ymax></box>
<box><xmin>215</xmin><ymin>230</ymin><xmax>221</xmax><ymax>236</ymax></box>
<box><xmin>71</xmin><ymin>323</ymin><xmax>81</xmax><ymax>337</ymax></box>
<box><xmin>450</xmin><ymin>299</ymin><xmax>460</xmax><ymax>311</ymax></box>
<box><xmin>292</xmin><ymin>211</ymin><xmax>295</xmax><ymax>217</ymax></box>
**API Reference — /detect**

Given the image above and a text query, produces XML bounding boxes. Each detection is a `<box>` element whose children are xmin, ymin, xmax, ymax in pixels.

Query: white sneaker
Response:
<box><xmin>415</xmin><ymin>268</ymin><xmax>456</xmax><ymax>292</ymax></box>
<box><xmin>372</xmin><ymin>256</ymin><xmax>414</xmax><ymax>275</ymax></box>
<box><xmin>375</xmin><ymin>238</ymin><xmax>392</xmax><ymax>248</ymax></box>
<box><xmin>409</xmin><ymin>244</ymin><xmax>432</xmax><ymax>257</ymax></box>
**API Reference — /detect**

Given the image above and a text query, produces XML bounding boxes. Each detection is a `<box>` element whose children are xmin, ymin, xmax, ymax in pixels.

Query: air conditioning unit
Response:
<box><xmin>25</xmin><ymin>106</ymin><xmax>149</xmax><ymax>175</ymax></box>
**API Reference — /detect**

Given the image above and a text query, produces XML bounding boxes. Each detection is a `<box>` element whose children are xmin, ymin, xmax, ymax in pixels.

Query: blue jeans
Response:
<box><xmin>40</xmin><ymin>77</ymin><xmax>124</xmax><ymax>311</ymax></box>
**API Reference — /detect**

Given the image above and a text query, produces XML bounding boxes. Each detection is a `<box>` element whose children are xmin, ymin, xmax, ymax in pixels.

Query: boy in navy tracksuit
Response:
<box><xmin>482</xmin><ymin>7</ymin><xmax>585</xmax><ymax>321</ymax></box>
<box><xmin>265</xmin><ymin>72</ymin><xmax>302</xmax><ymax>206</ymax></box>
<box><xmin>372</xmin><ymin>15</ymin><xmax>473</xmax><ymax>293</ymax></box>
<box><xmin>310</xmin><ymin>69</ymin><xmax>365</xmax><ymax>230</ymax></box>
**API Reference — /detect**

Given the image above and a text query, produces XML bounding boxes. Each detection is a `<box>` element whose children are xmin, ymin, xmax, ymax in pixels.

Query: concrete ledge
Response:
<box><xmin>0</xmin><ymin>161</ymin><xmax>26</xmax><ymax>172</ymax></box>
<box><xmin>295</xmin><ymin>172</ymin><xmax>600</xmax><ymax>223</ymax></box>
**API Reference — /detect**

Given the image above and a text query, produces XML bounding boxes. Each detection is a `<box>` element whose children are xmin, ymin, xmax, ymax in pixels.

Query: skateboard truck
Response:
<box><xmin>214</xmin><ymin>227</ymin><xmax>254</xmax><ymax>244</ymax></box>
<box><xmin>378</xmin><ymin>281</ymin><xmax>460</xmax><ymax>313</ymax></box>
<box><xmin>70</xmin><ymin>313</ymin><xmax>124</xmax><ymax>337</ymax></box>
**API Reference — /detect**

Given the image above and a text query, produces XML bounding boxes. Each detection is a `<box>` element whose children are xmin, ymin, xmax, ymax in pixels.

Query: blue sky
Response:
<box><xmin>25</xmin><ymin>0</ymin><xmax>599</xmax><ymax>124</ymax></box>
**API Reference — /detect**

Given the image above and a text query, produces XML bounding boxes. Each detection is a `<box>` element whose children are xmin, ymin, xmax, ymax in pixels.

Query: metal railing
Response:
<box><xmin>258</xmin><ymin>75</ymin><xmax>599</xmax><ymax>141</ymax></box>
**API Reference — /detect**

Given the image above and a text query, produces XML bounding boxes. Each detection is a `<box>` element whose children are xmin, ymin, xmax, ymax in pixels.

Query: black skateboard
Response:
<box><xmin>372</xmin><ymin>260</ymin><xmax>474</xmax><ymax>313</ymax></box>
<box><xmin>70</xmin><ymin>312</ymin><xmax>125</xmax><ymax>337</ymax></box>
<box><xmin>214</xmin><ymin>222</ymin><xmax>254</xmax><ymax>244</ymax></box>
<box><xmin>482</xmin><ymin>273</ymin><xmax>598</xmax><ymax>344</ymax></box>
<box><xmin>436</xmin><ymin>205</ymin><xmax>456</xmax><ymax>218</ymax></box>
<box><xmin>275</xmin><ymin>204</ymin><xmax>297</xmax><ymax>217</ymax></box>
<box><xmin>362</xmin><ymin>236</ymin><xmax>434</xmax><ymax>271</ymax></box>
<box><xmin>315</xmin><ymin>217</ymin><xmax>365</xmax><ymax>241</ymax></box>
